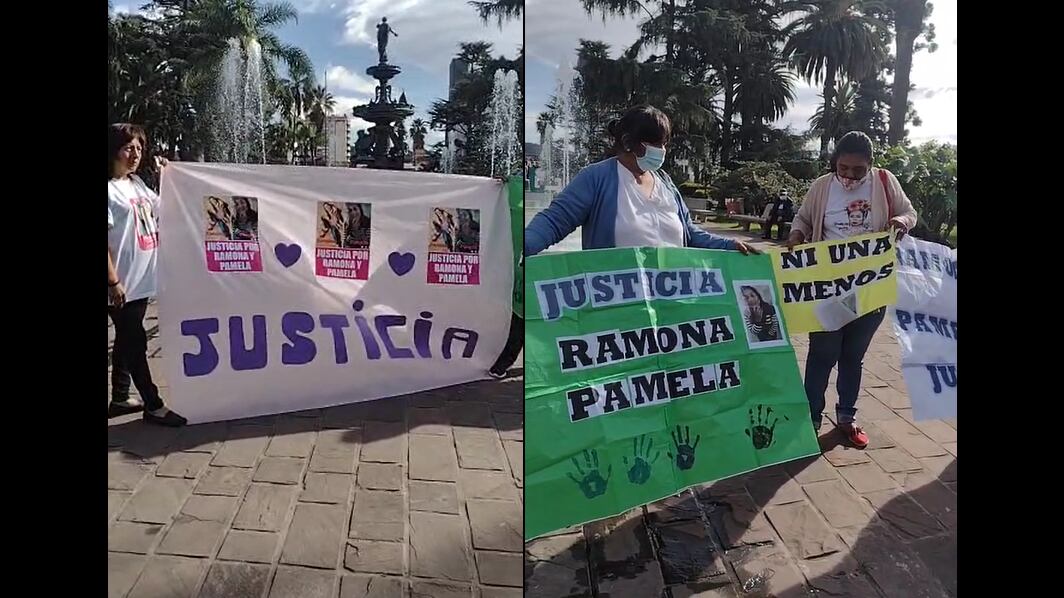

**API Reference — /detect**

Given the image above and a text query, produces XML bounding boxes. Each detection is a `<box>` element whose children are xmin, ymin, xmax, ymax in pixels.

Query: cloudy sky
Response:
<box><xmin>113</xmin><ymin>0</ymin><xmax>523</xmax><ymax>147</ymax></box>
<box><xmin>525</xmin><ymin>0</ymin><xmax>957</xmax><ymax>146</ymax></box>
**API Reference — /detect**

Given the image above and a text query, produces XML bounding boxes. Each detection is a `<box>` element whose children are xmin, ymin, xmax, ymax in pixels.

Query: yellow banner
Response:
<box><xmin>772</xmin><ymin>232</ymin><xmax>898</xmax><ymax>333</ymax></box>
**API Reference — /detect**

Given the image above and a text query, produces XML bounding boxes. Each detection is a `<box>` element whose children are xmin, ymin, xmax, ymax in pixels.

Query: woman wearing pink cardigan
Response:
<box><xmin>785</xmin><ymin>131</ymin><xmax>918</xmax><ymax>448</ymax></box>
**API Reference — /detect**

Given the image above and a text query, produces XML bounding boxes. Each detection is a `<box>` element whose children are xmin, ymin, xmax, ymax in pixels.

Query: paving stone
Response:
<box><xmin>493</xmin><ymin>412</ymin><xmax>523</xmax><ymax>441</ymax></box>
<box><xmin>360</xmin><ymin>422</ymin><xmax>406</xmax><ymax>463</ymax></box>
<box><xmin>409</xmin><ymin>434</ymin><xmax>459</xmax><ymax>481</ymax></box>
<box><xmin>745</xmin><ymin>475</ymin><xmax>806</xmax><ymax>506</ymax></box>
<box><xmin>891</xmin><ymin>471</ymin><xmax>958</xmax><ymax>529</ymax></box>
<box><xmin>911</xmin><ymin>532</ymin><xmax>958</xmax><ymax>595</ymax></box>
<box><xmin>454</xmin><ymin>428</ymin><xmax>507</xmax><ymax>470</ymax></box>
<box><xmin>213</xmin><ymin>434</ymin><xmax>270</xmax><ymax>468</ymax></box>
<box><xmin>108</xmin><ymin>552</ymin><xmax>146</xmax><ymax>598</ymax></box>
<box><xmin>867</xmin><ymin>447</ymin><xmax>923</xmax><ymax>473</ymax></box>
<box><xmin>339</xmin><ymin>574</ymin><xmax>407</xmax><ymax>598</ymax></box>
<box><xmin>797</xmin><ymin>548</ymin><xmax>879</xmax><ymax>597</ymax></box>
<box><xmin>802</xmin><ymin>480</ymin><xmax>875</xmax><ymax>529</ymax></box>
<box><xmin>409</xmin><ymin>511</ymin><xmax>473</xmax><ymax>581</ymax></box>
<box><xmin>862</xmin><ymin>490</ymin><xmax>943</xmax><ymax>540</ymax></box>
<box><xmin>475</xmin><ymin>550</ymin><xmax>522</xmax><ymax>586</ymax></box>
<box><xmin>448</xmin><ymin>402</ymin><xmax>494</xmax><ymax>428</ymax></box>
<box><xmin>727</xmin><ymin>544</ymin><xmax>808</xmax><ymax>598</ymax></box>
<box><xmin>842</xmin><ymin>521</ymin><xmax>948</xmax><ymax>598</ymax></box>
<box><xmin>118</xmin><ymin>478</ymin><xmax>194</xmax><ymax>524</ymax></box>
<box><xmin>253</xmin><ymin>456</ymin><xmax>305</xmax><ymax>484</ymax></box>
<box><xmin>349</xmin><ymin>490</ymin><xmax>404</xmax><ymax>541</ymax></box>
<box><xmin>858</xmin><ymin>421</ymin><xmax>897</xmax><ymax>449</ymax></box>
<box><xmin>322</xmin><ymin>404</ymin><xmax>365</xmax><ymax>429</ymax></box>
<box><xmin>467</xmin><ymin>499</ymin><xmax>522</xmax><ymax>552</ymax></box>
<box><xmin>912</xmin><ymin>419</ymin><xmax>957</xmax><ymax>444</ymax></box>
<box><xmin>195</xmin><ymin>466</ymin><xmax>253</xmax><ymax>496</ymax></box>
<box><xmin>457</xmin><ymin>470</ymin><xmax>519</xmax><ymax>501</ymax></box>
<box><xmin>108</xmin><ymin>491</ymin><xmax>131</xmax><ymax>521</ymax></box>
<box><xmin>157</xmin><ymin>495</ymin><xmax>238</xmax><ymax>557</ymax></box>
<box><xmin>653</xmin><ymin>520</ymin><xmax>726</xmax><ymax>583</ymax></box>
<box><xmin>410</xmin><ymin>580</ymin><xmax>472</xmax><ymax>598</ymax></box>
<box><xmin>821</xmin><ymin>443</ymin><xmax>872</xmax><ymax>467</ymax></box>
<box><xmin>784</xmin><ymin>456</ymin><xmax>839</xmax><ymax>485</ymax></box>
<box><xmin>876</xmin><ymin>419</ymin><xmax>948</xmax><ymax>458</ymax></box>
<box><xmin>108</xmin><ymin>522</ymin><xmax>164</xmax><ymax>554</ymax></box>
<box><xmin>310</xmin><ymin>429</ymin><xmax>360</xmax><ymax>473</ymax></box>
<box><xmin>357</xmin><ymin>463</ymin><xmax>402</xmax><ymax>490</ymax></box>
<box><xmin>268</xmin><ymin>567</ymin><xmax>336</xmax><ymax>598</ymax></box>
<box><xmin>524</xmin><ymin>531</ymin><xmax>591</xmax><ymax>598</ymax></box>
<box><xmin>763</xmin><ymin>502</ymin><xmax>842</xmax><ymax>559</ymax></box>
<box><xmin>941</xmin><ymin>441</ymin><xmax>956</xmax><ymax>457</ymax></box>
<box><xmin>344</xmin><ymin>541</ymin><xmax>404</xmax><ymax>575</ymax></box>
<box><xmin>126</xmin><ymin>556</ymin><xmax>206</xmax><ymax>598</ymax></box>
<box><xmin>866</xmin><ymin>385</ymin><xmax>910</xmax><ymax>409</ymax></box>
<box><xmin>232</xmin><ymin>484</ymin><xmax>297</xmax><ymax>532</ymax></box>
<box><xmin>919</xmin><ymin>455</ymin><xmax>957</xmax><ymax>482</ymax></box>
<box><xmin>409</xmin><ymin>481</ymin><xmax>460</xmax><ymax>514</ymax></box>
<box><xmin>217</xmin><ymin>530</ymin><xmax>278</xmax><ymax>563</ymax></box>
<box><xmin>266</xmin><ymin>427</ymin><xmax>317</xmax><ymax>458</ymax></box>
<box><xmin>838</xmin><ymin>462</ymin><xmax>897</xmax><ymax>494</ymax></box>
<box><xmin>156</xmin><ymin>452</ymin><xmax>212</xmax><ymax>479</ymax></box>
<box><xmin>108</xmin><ymin>460</ymin><xmax>151</xmax><ymax>491</ymax></box>
<box><xmin>199</xmin><ymin>562</ymin><xmax>270</xmax><ymax>598</ymax></box>
<box><xmin>281</xmin><ymin>503</ymin><xmax>346</xmax><ymax>568</ymax></box>
<box><xmin>596</xmin><ymin>560</ymin><xmax>665</xmax><ymax>598</ymax></box>
<box><xmin>503</xmin><ymin>440</ymin><xmax>522</xmax><ymax>483</ymax></box>
<box><xmin>302</xmin><ymin>472</ymin><xmax>353</xmax><ymax>504</ymax></box>
<box><xmin>646</xmin><ymin>492</ymin><xmax>702</xmax><ymax>524</ymax></box>
<box><xmin>704</xmin><ymin>493</ymin><xmax>777</xmax><ymax>548</ymax></box>
<box><xmin>407</xmin><ymin>407</ymin><xmax>451</xmax><ymax>436</ymax></box>
<box><xmin>668</xmin><ymin>580</ymin><xmax>741</xmax><ymax>598</ymax></box>
<box><xmin>478</xmin><ymin>587</ymin><xmax>523</xmax><ymax>598</ymax></box>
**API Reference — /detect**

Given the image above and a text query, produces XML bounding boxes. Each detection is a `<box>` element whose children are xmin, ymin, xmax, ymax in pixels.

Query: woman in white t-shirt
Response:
<box><xmin>107</xmin><ymin>123</ymin><xmax>186</xmax><ymax>426</ymax></box>
<box><xmin>786</xmin><ymin>131</ymin><xmax>918</xmax><ymax>448</ymax></box>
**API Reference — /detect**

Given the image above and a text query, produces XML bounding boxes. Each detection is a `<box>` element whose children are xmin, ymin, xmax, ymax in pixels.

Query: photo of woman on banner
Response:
<box><xmin>740</xmin><ymin>284</ymin><xmax>782</xmax><ymax>344</ymax></box>
<box><xmin>454</xmin><ymin>208</ymin><xmax>480</xmax><ymax>253</ymax></box>
<box><xmin>205</xmin><ymin>196</ymin><xmax>233</xmax><ymax>240</ymax></box>
<box><xmin>231</xmin><ymin>196</ymin><xmax>259</xmax><ymax>241</ymax></box>
<box><xmin>319</xmin><ymin>202</ymin><xmax>345</xmax><ymax>247</ymax></box>
<box><xmin>524</xmin><ymin>105</ymin><xmax>759</xmax><ymax>256</ymax></box>
<box><xmin>430</xmin><ymin>207</ymin><xmax>457</xmax><ymax>252</ymax></box>
<box><xmin>343</xmin><ymin>203</ymin><xmax>371</xmax><ymax>249</ymax></box>
<box><xmin>785</xmin><ymin>131</ymin><xmax>918</xmax><ymax>448</ymax></box>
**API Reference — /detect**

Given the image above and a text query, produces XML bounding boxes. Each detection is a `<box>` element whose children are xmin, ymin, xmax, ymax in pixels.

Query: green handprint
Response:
<box><xmin>745</xmin><ymin>405</ymin><xmax>788</xmax><ymax>449</ymax></box>
<box><xmin>622</xmin><ymin>434</ymin><xmax>660</xmax><ymax>484</ymax></box>
<box><xmin>667</xmin><ymin>425</ymin><xmax>700</xmax><ymax>470</ymax></box>
<box><xmin>567</xmin><ymin>449</ymin><xmax>611</xmax><ymax>499</ymax></box>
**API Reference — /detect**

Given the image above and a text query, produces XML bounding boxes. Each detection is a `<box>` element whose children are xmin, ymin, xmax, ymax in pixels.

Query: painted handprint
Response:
<box><xmin>567</xmin><ymin>449</ymin><xmax>612</xmax><ymax>499</ymax></box>
<box><xmin>622</xmin><ymin>434</ymin><xmax>660</xmax><ymax>485</ymax></box>
<box><xmin>745</xmin><ymin>405</ymin><xmax>788</xmax><ymax>449</ymax></box>
<box><xmin>667</xmin><ymin>425</ymin><xmax>700</xmax><ymax>470</ymax></box>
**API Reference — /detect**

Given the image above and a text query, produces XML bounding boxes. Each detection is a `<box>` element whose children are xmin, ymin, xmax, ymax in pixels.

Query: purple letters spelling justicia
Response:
<box><xmin>179</xmin><ymin>300</ymin><xmax>480</xmax><ymax>377</ymax></box>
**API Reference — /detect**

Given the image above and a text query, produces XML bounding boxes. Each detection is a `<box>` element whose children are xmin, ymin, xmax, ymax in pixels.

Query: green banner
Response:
<box><xmin>507</xmin><ymin>175</ymin><xmax>523</xmax><ymax>315</ymax></box>
<box><xmin>525</xmin><ymin>247</ymin><xmax>821</xmax><ymax>539</ymax></box>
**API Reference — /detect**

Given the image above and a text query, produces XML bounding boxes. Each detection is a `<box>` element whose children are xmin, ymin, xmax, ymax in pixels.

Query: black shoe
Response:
<box><xmin>143</xmin><ymin>410</ymin><xmax>188</xmax><ymax>427</ymax></box>
<box><xmin>108</xmin><ymin>399</ymin><xmax>144</xmax><ymax>418</ymax></box>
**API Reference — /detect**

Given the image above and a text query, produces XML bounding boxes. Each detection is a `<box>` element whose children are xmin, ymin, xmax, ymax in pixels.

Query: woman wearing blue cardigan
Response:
<box><xmin>525</xmin><ymin>105</ymin><xmax>759</xmax><ymax>257</ymax></box>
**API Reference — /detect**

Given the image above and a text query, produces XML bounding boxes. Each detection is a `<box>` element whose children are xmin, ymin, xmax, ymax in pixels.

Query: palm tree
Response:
<box><xmin>885</xmin><ymin>0</ymin><xmax>935</xmax><ymax>145</ymax></box>
<box><xmin>306</xmin><ymin>84</ymin><xmax>334</xmax><ymax>132</ymax></box>
<box><xmin>783</xmin><ymin>0</ymin><xmax>887</xmax><ymax>158</ymax></box>
<box><xmin>469</xmin><ymin>0</ymin><xmax>523</xmax><ymax>26</ymax></box>
<box><xmin>736</xmin><ymin>53</ymin><xmax>797</xmax><ymax>153</ymax></box>
<box><xmin>410</xmin><ymin>119</ymin><xmax>428</xmax><ymax>150</ymax></box>
<box><xmin>809</xmin><ymin>78</ymin><xmax>858</xmax><ymax>143</ymax></box>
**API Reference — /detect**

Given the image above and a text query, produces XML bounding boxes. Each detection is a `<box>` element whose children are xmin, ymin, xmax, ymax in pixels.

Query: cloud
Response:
<box><xmin>326</xmin><ymin>65</ymin><xmax>378</xmax><ymax>95</ymax></box>
<box><xmin>335</xmin><ymin>0</ymin><xmax>522</xmax><ymax>73</ymax></box>
<box><xmin>289</xmin><ymin>0</ymin><xmax>339</xmax><ymax>13</ymax></box>
<box><xmin>525</xmin><ymin>0</ymin><xmax>646</xmax><ymax>69</ymax></box>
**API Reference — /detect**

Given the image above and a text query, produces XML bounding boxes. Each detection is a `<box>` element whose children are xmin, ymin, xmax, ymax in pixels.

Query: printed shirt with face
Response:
<box><xmin>822</xmin><ymin>176</ymin><xmax>873</xmax><ymax>240</ymax></box>
<box><xmin>108</xmin><ymin>176</ymin><xmax>160</xmax><ymax>303</ymax></box>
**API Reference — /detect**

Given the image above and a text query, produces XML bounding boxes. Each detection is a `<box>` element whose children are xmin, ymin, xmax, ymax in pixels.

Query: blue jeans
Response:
<box><xmin>805</xmin><ymin>308</ymin><xmax>885</xmax><ymax>427</ymax></box>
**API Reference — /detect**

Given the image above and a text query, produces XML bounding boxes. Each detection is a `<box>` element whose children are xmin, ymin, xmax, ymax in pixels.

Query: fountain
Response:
<box><xmin>211</xmin><ymin>38</ymin><xmax>266</xmax><ymax>163</ymax></box>
<box><xmin>489</xmin><ymin>69</ymin><xmax>520</xmax><ymax>178</ymax></box>
<box><xmin>351</xmin><ymin>17</ymin><xmax>415</xmax><ymax>169</ymax></box>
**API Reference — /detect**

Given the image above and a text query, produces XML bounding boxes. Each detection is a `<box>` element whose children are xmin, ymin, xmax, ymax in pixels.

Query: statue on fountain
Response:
<box><xmin>376</xmin><ymin>17</ymin><xmax>398</xmax><ymax>64</ymax></box>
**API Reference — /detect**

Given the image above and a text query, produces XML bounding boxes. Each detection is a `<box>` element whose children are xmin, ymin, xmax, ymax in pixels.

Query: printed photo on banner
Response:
<box><xmin>428</xmin><ymin>207</ymin><xmax>481</xmax><ymax>285</ymax></box>
<box><xmin>734</xmin><ymin>280</ymin><xmax>787</xmax><ymax>349</ymax></box>
<box><xmin>202</xmin><ymin>195</ymin><xmax>262</xmax><ymax>272</ymax></box>
<box><xmin>315</xmin><ymin>201</ymin><xmax>372</xmax><ymax>280</ymax></box>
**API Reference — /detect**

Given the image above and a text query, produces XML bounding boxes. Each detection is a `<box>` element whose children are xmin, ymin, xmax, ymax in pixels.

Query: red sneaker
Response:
<box><xmin>840</xmin><ymin>424</ymin><xmax>869</xmax><ymax>449</ymax></box>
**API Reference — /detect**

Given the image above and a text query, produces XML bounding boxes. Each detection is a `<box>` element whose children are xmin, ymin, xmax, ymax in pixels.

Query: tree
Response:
<box><xmin>410</xmin><ymin>119</ymin><xmax>428</xmax><ymax>150</ymax></box>
<box><xmin>469</xmin><ymin>0</ymin><xmax>523</xmax><ymax>26</ymax></box>
<box><xmin>875</xmin><ymin>142</ymin><xmax>956</xmax><ymax>245</ymax></box>
<box><xmin>883</xmin><ymin>0</ymin><xmax>936</xmax><ymax>145</ymax></box>
<box><xmin>809</xmin><ymin>78</ymin><xmax>858</xmax><ymax>143</ymax></box>
<box><xmin>783</xmin><ymin>0</ymin><xmax>887</xmax><ymax>158</ymax></box>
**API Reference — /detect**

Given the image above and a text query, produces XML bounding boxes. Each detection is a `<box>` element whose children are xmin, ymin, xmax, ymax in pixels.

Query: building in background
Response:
<box><xmin>325</xmin><ymin>115</ymin><xmax>350</xmax><ymax>167</ymax></box>
<box><xmin>445</xmin><ymin>58</ymin><xmax>470</xmax><ymax>165</ymax></box>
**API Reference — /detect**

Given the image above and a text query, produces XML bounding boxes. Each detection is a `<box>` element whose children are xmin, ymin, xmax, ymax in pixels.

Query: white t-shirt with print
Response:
<box><xmin>613</xmin><ymin>163</ymin><xmax>684</xmax><ymax>248</ymax></box>
<box><xmin>822</xmin><ymin>175</ymin><xmax>874</xmax><ymax>240</ymax></box>
<box><xmin>108</xmin><ymin>176</ymin><xmax>160</xmax><ymax>304</ymax></box>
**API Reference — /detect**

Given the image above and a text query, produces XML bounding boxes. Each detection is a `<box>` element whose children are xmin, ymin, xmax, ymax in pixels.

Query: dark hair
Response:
<box><xmin>608</xmin><ymin>105</ymin><xmax>671</xmax><ymax>155</ymax></box>
<box><xmin>740</xmin><ymin>285</ymin><xmax>767</xmax><ymax>305</ymax></box>
<box><xmin>830</xmin><ymin>131</ymin><xmax>874</xmax><ymax>171</ymax></box>
<box><xmin>109</xmin><ymin>123</ymin><xmax>147</xmax><ymax>178</ymax></box>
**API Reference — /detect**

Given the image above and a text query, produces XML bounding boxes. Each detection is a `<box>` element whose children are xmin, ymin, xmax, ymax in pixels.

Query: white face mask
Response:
<box><xmin>836</xmin><ymin>173</ymin><xmax>868</xmax><ymax>191</ymax></box>
<box><xmin>636</xmin><ymin>144</ymin><xmax>666</xmax><ymax>172</ymax></box>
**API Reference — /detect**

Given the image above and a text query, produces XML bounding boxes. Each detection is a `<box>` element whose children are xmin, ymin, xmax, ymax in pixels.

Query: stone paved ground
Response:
<box><xmin>108</xmin><ymin>303</ymin><xmax>524</xmax><ymax>598</ymax></box>
<box><xmin>524</xmin><ymin>224</ymin><xmax>957</xmax><ymax>598</ymax></box>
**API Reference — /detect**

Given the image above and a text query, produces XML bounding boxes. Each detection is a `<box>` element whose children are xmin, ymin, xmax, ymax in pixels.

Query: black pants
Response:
<box><xmin>491</xmin><ymin>314</ymin><xmax>524</xmax><ymax>373</ymax></box>
<box><xmin>108</xmin><ymin>298</ymin><xmax>164</xmax><ymax>411</ymax></box>
<box><xmin>763</xmin><ymin>210</ymin><xmax>787</xmax><ymax>240</ymax></box>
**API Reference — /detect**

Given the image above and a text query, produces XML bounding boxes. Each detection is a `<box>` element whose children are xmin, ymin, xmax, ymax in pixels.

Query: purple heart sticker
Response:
<box><xmin>388</xmin><ymin>251</ymin><xmax>416</xmax><ymax>276</ymax></box>
<box><xmin>274</xmin><ymin>243</ymin><xmax>302</xmax><ymax>268</ymax></box>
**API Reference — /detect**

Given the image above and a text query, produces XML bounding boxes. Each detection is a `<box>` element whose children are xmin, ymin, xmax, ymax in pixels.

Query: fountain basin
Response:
<box><xmin>366</xmin><ymin>63</ymin><xmax>402</xmax><ymax>81</ymax></box>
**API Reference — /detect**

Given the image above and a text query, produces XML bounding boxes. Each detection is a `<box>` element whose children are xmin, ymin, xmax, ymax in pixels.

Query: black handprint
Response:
<box><xmin>667</xmin><ymin>425</ymin><xmax>700</xmax><ymax>470</ymax></box>
<box><xmin>566</xmin><ymin>449</ymin><xmax>612</xmax><ymax>499</ymax></box>
<box><xmin>745</xmin><ymin>405</ymin><xmax>788</xmax><ymax>449</ymax></box>
<box><xmin>622</xmin><ymin>434</ymin><xmax>660</xmax><ymax>484</ymax></box>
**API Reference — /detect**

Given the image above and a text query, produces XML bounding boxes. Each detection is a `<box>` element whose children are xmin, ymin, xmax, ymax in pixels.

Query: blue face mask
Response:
<box><xmin>636</xmin><ymin>144</ymin><xmax>666</xmax><ymax>172</ymax></box>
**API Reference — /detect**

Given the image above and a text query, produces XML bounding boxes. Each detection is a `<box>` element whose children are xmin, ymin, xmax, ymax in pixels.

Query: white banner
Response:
<box><xmin>890</xmin><ymin>236</ymin><xmax>957</xmax><ymax>421</ymax></box>
<box><xmin>159</xmin><ymin>163</ymin><xmax>512</xmax><ymax>423</ymax></box>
